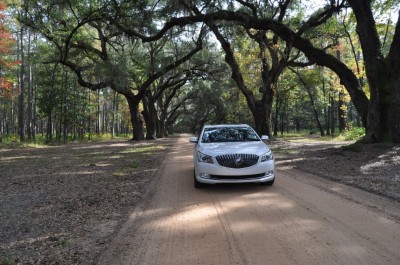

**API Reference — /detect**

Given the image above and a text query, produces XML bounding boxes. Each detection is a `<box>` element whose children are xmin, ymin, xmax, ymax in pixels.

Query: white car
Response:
<box><xmin>189</xmin><ymin>124</ymin><xmax>275</xmax><ymax>188</ymax></box>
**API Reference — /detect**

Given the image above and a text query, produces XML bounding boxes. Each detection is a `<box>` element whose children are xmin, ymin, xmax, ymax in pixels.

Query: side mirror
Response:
<box><xmin>189</xmin><ymin>137</ymin><xmax>198</xmax><ymax>143</ymax></box>
<box><xmin>261</xmin><ymin>135</ymin><xmax>269</xmax><ymax>141</ymax></box>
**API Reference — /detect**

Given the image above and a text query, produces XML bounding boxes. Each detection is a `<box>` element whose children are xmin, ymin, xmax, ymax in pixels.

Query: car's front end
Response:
<box><xmin>190</xmin><ymin>124</ymin><xmax>275</xmax><ymax>187</ymax></box>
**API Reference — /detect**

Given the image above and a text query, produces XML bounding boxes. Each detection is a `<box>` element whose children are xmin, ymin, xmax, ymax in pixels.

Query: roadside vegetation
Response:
<box><xmin>277</xmin><ymin>127</ymin><xmax>366</xmax><ymax>142</ymax></box>
<box><xmin>0</xmin><ymin>126</ymin><xmax>366</xmax><ymax>151</ymax></box>
<box><xmin>0</xmin><ymin>133</ymin><xmax>131</xmax><ymax>149</ymax></box>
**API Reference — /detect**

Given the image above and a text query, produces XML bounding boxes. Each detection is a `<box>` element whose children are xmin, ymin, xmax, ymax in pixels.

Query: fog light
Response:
<box><xmin>199</xmin><ymin>173</ymin><xmax>210</xmax><ymax>179</ymax></box>
<box><xmin>265</xmin><ymin>171</ymin><xmax>274</xmax><ymax>177</ymax></box>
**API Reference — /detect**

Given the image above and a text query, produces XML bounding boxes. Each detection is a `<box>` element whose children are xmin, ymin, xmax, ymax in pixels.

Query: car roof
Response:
<box><xmin>203</xmin><ymin>124</ymin><xmax>251</xmax><ymax>128</ymax></box>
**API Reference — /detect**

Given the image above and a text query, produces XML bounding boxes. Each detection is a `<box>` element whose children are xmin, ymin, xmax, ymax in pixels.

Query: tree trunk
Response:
<box><xmin>389</xmin><ymin>81</ymin><xmax>400</xmax><ymax>142</ymax></box>
<box><xmin>253</xmin><ymin>102</ymin><xmax>267</xmax><ymax>137</ymax></box>
<box><xmin>112</xmin><ymin>92</ymin><xmax>117</xmax><ymax>138</ymax></box>
<box><xmin>125</xmin><ymin>94</ymin><xmax>144</xmax><ymax>140</ymax></box>
<box><xmin>142</xmin><ymin>94</ymin><xmax>158</xmax><ymax>140</ymax></box>
<box><xmin>365</xmin><ymin>65</ymin><xmax>399</xmax><ymax>142</ymax></box>
<box><xmin>158</xmin><ymin>121</ymin><xmax>166</xmax><ymax>138</ymax></box>
<box><xmin>157</xmin><ymin>100</ymin><xmax>167</xmax><ymax>138</ymax></box>
<box><xmin>306</xmin><ymin>85</ymin><xmax>325</xmax><ymax>136</ymax></box>
<box><xmin>46</xmin><ymin>111</ymin><xmax>52</xmax><ymax>141</ymax></box>
<box><xmin>336</xmin><ymin>44</ymin><xmax>346</xmax><ymax>133</ymax></box>
<box><xmin>330</xmin><ymin>93</ymin><xmax>336</xmax><ymax>135</ymax></box>
<box><xmin>346</xmin><ymin>0</ymin><xmax>400</xmax><ymax>142</ymax></box>
<box><xmin>27</xmin><ymin>31</ymin><xmax>33</xmax><ymax>140</ymax></box>
<box><xmin>96</xmin><ymin>90</ymin><xmax>100</xmax><ymax>134</ymax></box>
<box><xmin>0</xmin><ymin>97</ymin><xmax>2</xmax><ymax>143</ymax></box>
<box><xmin>323</xmin><ymin>79</ymin><xmax>330</xmax><ymax>136</ymax></box>
<box><xmin>273</xmin><ymin>92</ymin><xmax>280</xmax><ymax>137</ymax></box>
<box><xmin>338</xmin><ymin>88</ymin><xmax>346</xmax><ymax>133</ymax></box>
<box><xmin>18</xmin><ymin>27</ymin><xmax>25</xmax><ymax>142</ymax></box>
<box><xmin>252</xmin><ymin>99</ymin><xmax>274</xmax><ymax>137</ymax></box>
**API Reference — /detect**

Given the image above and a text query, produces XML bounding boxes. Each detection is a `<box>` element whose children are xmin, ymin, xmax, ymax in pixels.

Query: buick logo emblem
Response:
<box><xmin>234</xmin><ymin>155</ymin><xmax>243</xmax><ymax>166</ymax></box>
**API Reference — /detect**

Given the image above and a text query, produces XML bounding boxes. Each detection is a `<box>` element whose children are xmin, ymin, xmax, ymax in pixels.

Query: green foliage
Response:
<box><xmin>83</xmin><ymin>133</ymin><xmax>130</xmax><ymax>142</ymax></box>
<box><xmin>342</xmin><ymin>127</ymin><xmax>366</xmax><ymax>141</ymax></box>
<box><xmin>0</xmin><ymin>255</ymin><xmax>14</xmax><ymax>265</ymax></box>
<box><xmin>0</xmin><ymin>134</ymin><xmax>48</xmax><ymax>148</ymax></box>
<box><xmin>0</xmin><ymin>133</ymin><xmax>130</xmax><ymax>149</ymax></box>
<box><xmin>275</xmin><ymin>127</ymin><xmax>365</xmax><ymax>142</ymax></box>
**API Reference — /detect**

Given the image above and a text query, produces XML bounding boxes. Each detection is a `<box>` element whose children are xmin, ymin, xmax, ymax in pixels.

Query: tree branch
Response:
<box><xmin>136</xmin><ymin>31</ymin><xmax>204</xmax><ymax>100</ymax></box>
<box><xmin>297</xmin><ymin>0</ymin><xmax>344</xmax><ymax>35</ymax></box>
<box><xmin>347</xmin><ymin>0</ymin><xmax>383</xmax><ymax>63</ymax></box>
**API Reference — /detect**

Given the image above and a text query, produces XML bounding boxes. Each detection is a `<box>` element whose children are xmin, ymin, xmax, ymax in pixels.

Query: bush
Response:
<box><xmin>343</xmin><ymin>127</ymin><xmax>365</xmax><ymax>141</ymax></box>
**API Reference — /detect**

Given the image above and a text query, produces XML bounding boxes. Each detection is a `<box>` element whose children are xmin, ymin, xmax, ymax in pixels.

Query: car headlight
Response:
<box><xmin>197</xmin><ymin>151</ymin><xmax>213</xmax><ymax>164</ymax></box>
<box><xmin>261</xmin><ymin>150</ymin><xmax>273</xmax><ymax>162</ymax></box>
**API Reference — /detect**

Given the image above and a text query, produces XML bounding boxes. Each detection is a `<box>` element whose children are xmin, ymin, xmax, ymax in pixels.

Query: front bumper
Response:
<box><xmin>194</xmin><ymin>160</ymin><xmax>275</xmax><ymax>184</ymax></box>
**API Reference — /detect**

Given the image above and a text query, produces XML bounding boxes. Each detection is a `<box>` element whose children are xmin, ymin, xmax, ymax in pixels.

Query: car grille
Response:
<box><xmin>216</xmin><ymin>154</ymin><xmax>259</xmax><ymax>168</ymax></box>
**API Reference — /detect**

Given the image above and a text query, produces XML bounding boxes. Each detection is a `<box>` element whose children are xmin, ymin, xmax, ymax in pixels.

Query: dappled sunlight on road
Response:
<box><xmin>124</xmin><ymin>176</ymin><xmax>389</xmax><ymax>264</ymax></box>
<box><xmin>58</xmin><ymin>170</ymin><xmax>103</xmax><ymax>175</ymax></box>
<box><xmin>0</xmin><ymin>155</ymin><xmax>43</xmax><ymax>161</ymax></box>
<box><xmin>275</xmin><ymin>157</ymin><xmax>305</xmax><ymax>165</ymax></box>
<box><xmin>72</xmin><ymin>143</ymin><xmax>131</xmax><ymax>150</ymax></box>
<box><xmin>360</xmin><ymin>147</ymin><xmax>400</xmax><ymax>174</ymax></box>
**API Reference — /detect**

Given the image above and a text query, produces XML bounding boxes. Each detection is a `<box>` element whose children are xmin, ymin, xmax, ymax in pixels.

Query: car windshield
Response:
<box><xmin>201</xmin><ymin>127</ymin><xmax>260</xmax><ymax>143</ymax></box>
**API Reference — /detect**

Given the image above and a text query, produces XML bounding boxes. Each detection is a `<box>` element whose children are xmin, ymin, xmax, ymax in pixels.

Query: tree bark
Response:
<box><xmin>330</xmin><ymin>93</ymin><xmax>336</xmax><ymax>135</ymax></box>
<box><xmin>27</xmin><ymin>30</ymin><xmax>33</xmax><ymax>140</ymax></box>
<box><xmin>338</xmin><ymin>88</ymin><xmax>346</xmax><ymax>133</ymax></box>
<box><xmin>46</xmin><ymin>110</ymin><xmax>52</xmax><ymax>141</ymax></box>
<box><xmin>0</xmin><ymin>97</ymin><xmax>3</xmax><ymax>143</ymax></box>
<box><xmin>124</xmin><ymin>94</ymin><xmax>144</xmax><ymax>140</ymax></box>
<box><xmin>18</xmin><ymin>27</ymin><xmax>25</xmax><ymax>142</ymax></box>
<box><xmin>347</xmin><ymin>0</ymin><xmax>400</xmax><ymax>142</ymax></box>
<box><xmin>142</xmin><ymin>93</ymin><xmax>158</xmax><ymax>140</ymax></box>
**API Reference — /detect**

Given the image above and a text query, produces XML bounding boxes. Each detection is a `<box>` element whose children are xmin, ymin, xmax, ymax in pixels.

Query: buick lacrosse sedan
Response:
<box><xmin>189</xmin><ymin>124</ymin><xmax>275</xmax><ymax>188</ymax></box>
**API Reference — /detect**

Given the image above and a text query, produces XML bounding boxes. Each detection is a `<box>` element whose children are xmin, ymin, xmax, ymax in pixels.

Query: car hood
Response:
<box><xmin>198</xmin><ymin>141</ymin><xmax>270</xmax><ymax>157</ymax></box>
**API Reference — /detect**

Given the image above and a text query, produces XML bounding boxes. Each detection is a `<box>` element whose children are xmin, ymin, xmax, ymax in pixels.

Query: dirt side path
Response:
<box><xmin>100</xmin><ymin>135</ymin><xmax>400</xmax><ymax>265</ymax></box>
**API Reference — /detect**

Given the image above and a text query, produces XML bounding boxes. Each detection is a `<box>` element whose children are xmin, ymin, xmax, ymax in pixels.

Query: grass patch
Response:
<box><xmin>275</xmin><ymin>131</ymin><xmax>309</xmax><ymax>140</ymax></box>
<box><xmin>335</xmin><ymin>127</ymin><xmax>366</xmax><ymax>141</ymax></box>
<box><xmin>272</xmin><ymin>147</ymin><xmax>300</xmax><ymax>155</ymax></box>
<box><xmin>276</xmin><ymin>127</ymin><xmax>366</xmax><ymax>142</ymax></box>
<box><xmin>120</xmin><ymin>145</ymin><xmax>166</xmax><ymax>154</ymax></box>
<box><xmin>85</xmin><ymin>133</ymin><xmax>130</xmax><ymax>142</ymax></box>
<box><xmin>0</xmin><ymin>256</ymin><xmax>14</xmax><ymax>265</ymax></box>
<box><xmin>59</xmin><ymin>238</ymin><xmax>70</xmax><ymax>246</ymax></box>
<box><xmin>112</xmin><ymin>171</ymin><xmax>128</xmax><ymax>177</ymax></box>
<box><xmin>0</xmin><ymin>134</ymin><xmax>48</xmax><ymax>149</ymax></box>
<box><xmin>129</xmin><ymin>161</ymin><xmax>140</xmax><ymax>169</ymax></box>
<box><xmin>0</xmin><ymin>134</ymin><xmax>131</xmax><ymax>149</ymax></box>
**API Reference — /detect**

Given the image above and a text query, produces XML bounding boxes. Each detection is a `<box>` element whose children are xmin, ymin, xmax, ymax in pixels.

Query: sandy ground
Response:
<box><xmin>1</xmin><ymin>135</ymin><xmax>399</xmax><ymax>264</ymax></box>
<box><xmin>0</xmin><ymin>138</ymin><xmax>175</xmax><ymax>264</ymax></box>
<box><xmin>99</xmin><ymin>136</ymin><xmax>400</xmax><ymax>265</ymax></box>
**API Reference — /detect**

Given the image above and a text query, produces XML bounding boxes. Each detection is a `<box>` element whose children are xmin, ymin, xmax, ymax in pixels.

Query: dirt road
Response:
<box><xmin>99</xmin><ymin>136</ymin><xmax>400</xmax><ymax>265</ymax></box>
